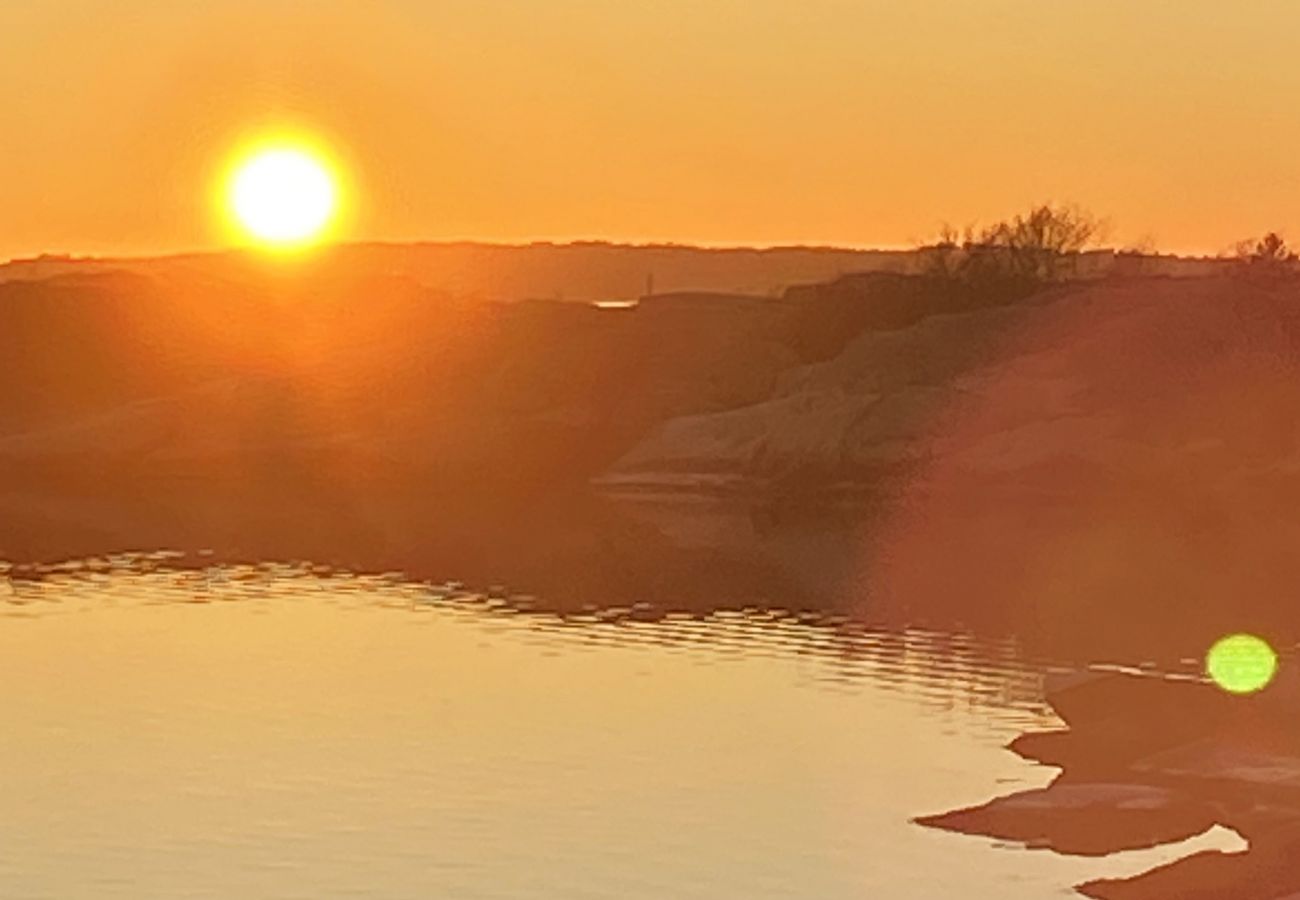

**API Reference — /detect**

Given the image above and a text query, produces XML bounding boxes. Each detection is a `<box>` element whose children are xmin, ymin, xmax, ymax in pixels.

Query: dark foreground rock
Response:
<box><xmin>915</xmin><ymin>782</ymin><xmax>1217</xmax><ymax>856</ymax></box>
<box><xmin>919</xmin><ymin>666</ymin><xmax>1300</xmax><ymax>898</ymax></box>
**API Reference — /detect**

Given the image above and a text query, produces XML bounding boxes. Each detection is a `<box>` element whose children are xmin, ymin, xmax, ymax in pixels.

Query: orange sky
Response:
<box><xmin>4</xmin><ymin>1</ymin><xmax>1299</xmax><ymax>261</ymax></box>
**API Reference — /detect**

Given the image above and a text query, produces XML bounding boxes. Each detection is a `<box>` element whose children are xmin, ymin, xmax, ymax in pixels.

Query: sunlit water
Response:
<box><xmin>0</xmin><ymin>555</ymin><xmax>1240</xmax><ymax>899</ymax></box>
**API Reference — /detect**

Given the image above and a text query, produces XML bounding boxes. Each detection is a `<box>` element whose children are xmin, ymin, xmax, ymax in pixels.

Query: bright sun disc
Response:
<box><xmin>228</xmin><ymin>146</ymin><xmax>337</xmax><ymax>247</ymax></box>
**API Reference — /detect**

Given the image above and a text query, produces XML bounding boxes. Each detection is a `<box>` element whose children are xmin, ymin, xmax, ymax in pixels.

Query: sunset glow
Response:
<box><xmin>7</xmin><ymin>3</ymin><xmax>1300</xmax><ymax>260</ymax></box>
<box><xmin>226</xmin><ymin>145</ymin><xmax>338</xmax><ymax>248</ymax></box>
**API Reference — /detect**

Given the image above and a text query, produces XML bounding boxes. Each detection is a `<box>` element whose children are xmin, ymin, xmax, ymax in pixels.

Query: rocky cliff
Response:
<box><xmin>604</xmin><ymin>274</ymin><xmax>1300</xmax><ymax>649</ymax></box>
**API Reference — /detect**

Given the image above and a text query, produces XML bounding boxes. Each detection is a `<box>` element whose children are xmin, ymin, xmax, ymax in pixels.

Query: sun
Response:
<box><xmin>226</xmin><ymin>144</ymin><xmax>339</xmax><ymax>248</ymax></box>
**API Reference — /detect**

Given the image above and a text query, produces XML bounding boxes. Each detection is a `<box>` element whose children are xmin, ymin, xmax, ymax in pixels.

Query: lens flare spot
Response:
<box><xmin>1206</xmin><ymin>633</ymin><xmax>1278</xmax><ymax>695</ymax></box>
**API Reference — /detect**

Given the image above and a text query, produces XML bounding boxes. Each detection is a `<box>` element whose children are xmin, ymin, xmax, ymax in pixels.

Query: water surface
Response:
<box><xmin>0</xmin><ymin>557</ymin><xmax>1238</xmax><ymax>898</ymax></box>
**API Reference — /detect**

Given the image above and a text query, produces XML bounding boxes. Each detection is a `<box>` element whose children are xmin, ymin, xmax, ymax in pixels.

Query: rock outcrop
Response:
<box><xmin>604</xmin><ymin>276</ymin><xmax>1300</xmax><ymax>493</ymax></box>
<box><xmin>921</xmin><ymin>666</ymin><xmax>1300</xmax><ymax>899</ymax></box>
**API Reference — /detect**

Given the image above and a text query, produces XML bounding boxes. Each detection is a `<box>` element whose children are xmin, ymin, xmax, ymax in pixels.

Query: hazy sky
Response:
<box><xmin>4</xmin><ymin>1</ymin><xmax>1299</xmax><ymax>260</ymax></box>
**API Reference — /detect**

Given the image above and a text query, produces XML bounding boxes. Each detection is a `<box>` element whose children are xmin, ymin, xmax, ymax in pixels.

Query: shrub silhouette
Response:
<box><xmin>1236</xmin><ymin>232</ymin><xmax>1298</xmax><ymax>279</ymax></box>
<box><xmin>783</xmin><ymin>206</ymin><xmax>1102</xmax><ymax>363</ymax></box>
<box><xmin>923</xmin><ymin>204</ymin><xmax>1101</xmax><ymax>301</ymax></box>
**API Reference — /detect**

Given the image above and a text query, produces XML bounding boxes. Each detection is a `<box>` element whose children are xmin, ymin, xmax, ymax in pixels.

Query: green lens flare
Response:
<box><xmin>1206</xmin><ymin>633</ymin><xmax>1278</xmax><ymax>694</ymax></box>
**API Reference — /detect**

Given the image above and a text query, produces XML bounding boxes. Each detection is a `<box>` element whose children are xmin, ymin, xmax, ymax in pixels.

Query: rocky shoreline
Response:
<box><xmin>7</xmin><ymin>266</ymin><xmax>1300</xmax><ymax>656</ymax></box>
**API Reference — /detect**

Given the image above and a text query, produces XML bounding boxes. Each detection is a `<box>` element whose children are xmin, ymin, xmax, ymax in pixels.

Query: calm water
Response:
<box><xmin>0</xmin><ymin>555</ymin><xmax>1241</xmax><ymax>899</ymax></box>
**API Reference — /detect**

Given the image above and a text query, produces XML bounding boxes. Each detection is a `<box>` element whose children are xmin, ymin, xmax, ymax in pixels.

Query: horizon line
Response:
<box><xmin>1</xmin><ymin>237</ymin><xmax>1233</xmax><ymax>269</ymax></box>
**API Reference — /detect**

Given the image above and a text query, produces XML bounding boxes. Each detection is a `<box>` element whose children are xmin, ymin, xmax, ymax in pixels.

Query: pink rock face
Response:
<box><xmin>862</xmin><ymin>276</ymin><xmax>1300</xmax><ymax>654</ymax></box>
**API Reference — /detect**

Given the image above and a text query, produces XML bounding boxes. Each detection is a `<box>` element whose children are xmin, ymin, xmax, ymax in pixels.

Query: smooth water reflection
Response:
<box><xmin>0</xmin><ymin>556</ymin><xmax>1237</xmax><ymax>898</ymax></box>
